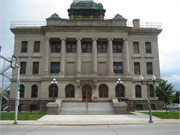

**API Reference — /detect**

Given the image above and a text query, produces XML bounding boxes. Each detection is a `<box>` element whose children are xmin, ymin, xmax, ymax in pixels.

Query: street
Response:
<box><xmin>0</xmin><ymin>124</ymin><xmax>179</xmax><ymax>135</ymax></box>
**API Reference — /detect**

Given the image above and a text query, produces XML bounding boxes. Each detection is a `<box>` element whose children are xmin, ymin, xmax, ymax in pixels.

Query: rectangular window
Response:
<box><xmin>20</xmin><ymin>62</ymin><xmax>26</xmax><ymax>74</ymax></box>
<box><xmin>113</xmin><ymin>42</ymin><xmax>122</xmax><ymax>53</ymax></box>
<box><xmin>30</xmin><ymin>105</ymin><xmax>37</xmax><ymax>111</ymax></box>
<box><xmin>34</xmin><ymin>41</ymin><xmax>40</xmax><ymax>53</ymax></box>
<box><xmin>97</xmin><ymin>42</ymin><xmax>107</xmax><ymax>53</ymax></box>
<box><xmin>33</xmin><ymin>62</ymin><xmax>39</xmax><ymax>74</ymax></box>
<box><xmin>50</xmin><ymin>62</ymin><xmax>60</xmax><ymax>73</ymax></box>
<box><xmin>21</xmin><ymin>41</ymin><xmax>28</xmax><ymax>53</ymax></box>
<box><xmin>147</xmin><ymin>62</ymin><xmax>153</xmax><ymax>74</ymax></box>
<box><xmin>51</xmin><ymin>41</ymin><xmax>61</xmax><ymax>53</ymax></box>
<box><xmin>134</xmin><ymin>62</ymin><xmax>140</xmax><ymax>75</ymax></box>
<box><xmin>145</xmin><ymin>42</ymin><xmax>151</xmax><ymax>53</ymax></box>
<box><xmin>67</xmin><ymin>41</ymin><xmax>76</xmax><ymax>53</ymax></box>
<box><xmin>82</xmin><ymin>41</ymin><xmax>92</xmax><ymax>53</ymax></box>
<box><xmin>133</xmin><ymin>42</ymin><xmax>139</xmax><ymax>53</ymax></box>
<box><xmin>113</xmin><ymin>62</ymin><xmax>123</xmax><ymax>73</ymax></box>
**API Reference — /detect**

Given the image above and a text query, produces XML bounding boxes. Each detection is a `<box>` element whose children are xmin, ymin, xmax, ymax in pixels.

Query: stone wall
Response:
<box><xmin>8</xmin><ymin>100</ymin><xmax>51</xmax><ymax>112</ymax></box>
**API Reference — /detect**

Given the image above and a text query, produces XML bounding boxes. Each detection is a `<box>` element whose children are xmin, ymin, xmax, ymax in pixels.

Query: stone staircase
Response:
<box><xmin>60</xmin><ymin>102</ymin><xmax>114</xmax><ymax>115</ymax></box>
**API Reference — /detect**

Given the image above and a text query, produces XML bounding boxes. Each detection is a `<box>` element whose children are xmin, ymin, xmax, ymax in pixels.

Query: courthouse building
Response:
<box><xmin>9</xmin><ymin>0</ymin><xmax>163</xmax><ymax>112</ymax></box>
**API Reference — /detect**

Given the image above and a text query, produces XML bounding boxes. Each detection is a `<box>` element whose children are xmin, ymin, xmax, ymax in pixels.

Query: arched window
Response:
<box><xmin>116</xmin><ymin>84</ymin><xmax>125</xmax><ymax>97</ymax></box>
<box><xmin>149</xmin><ymin>84</ymin><xmax>154</xmax><ymax>97</ymax></box>
<box><xmin>99</xmin><ymin>84</ymin><xmax>108</xmax><ymax>98</ymax></box>
<box><xmin>66</xmin><ymin>85</ymin><xmax>75</xmax><ymax>98</ymax></box>
<box><xmin>49</xmin><ymin>84</ymin><xmax>58</xmax><ymax>98</ymax></box>
<box><xmin>20</xmin><ymin>85</ymin><xmax>25</xmax><ymax>98</ymax></box>
<box><xmin>31</xmin><ymin>85</ymin><xmax>38</xmax><ymax>98</ymax></box>
<box><xmin>135</xmin><ymin>85</ymin><xmax>141</xmax><ymax>98</ymax></box>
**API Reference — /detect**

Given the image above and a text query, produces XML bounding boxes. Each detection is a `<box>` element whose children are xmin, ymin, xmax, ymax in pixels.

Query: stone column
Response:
<box><xmin>123</xmin><ymin>39</ymin><xmax>130</xmax><ymax>74</ymax></box>
<box><xmin>92</xmin><ymin>38</ymin><xmax>98</xmax><ymax>74</ymax></box>
<box><xmin>44</xmin><ymin>38</ymin><xmax>50</xmax><ymax>74</ymax></box>
<box><xmin>108</xmin><ymin>38</ymin><xmax>114</xmax><ymax>74</ymax></box>
<box><xmin>60</xmin><ymin>38</ymin><xmax>66</xmax><ymax>74</ymax></box>
<box><xmin>76</xmin><ymin>38</ymin><xmax>82</xmax><ymax>73</ymax></box>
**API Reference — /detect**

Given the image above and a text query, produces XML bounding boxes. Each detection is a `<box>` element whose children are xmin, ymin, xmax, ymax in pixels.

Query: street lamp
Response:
<box><xmin>117</xmin><ymin>78</ymin><xmax>123</xmax><ymax>102</ymax></box>
<box><xmin>51</xmin><ymin>78</ymin><xmax>57</xmax><ymax>102</ymax></box>
<box><xmin>139</xmin><ymin>75</ymin><xmax>156</xmax><ymax>123</ymax></box>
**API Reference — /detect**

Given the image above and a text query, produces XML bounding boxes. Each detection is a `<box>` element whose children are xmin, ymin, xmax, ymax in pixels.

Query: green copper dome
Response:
<box><xmin>70</xmin><ymin>1</ymin><xmax>103</xmax><ymax>9</ymax></box>
<box><xmin>68</xmin><ymin>1</ymin><xmax>106</xmax><ymax>19</ymax></box>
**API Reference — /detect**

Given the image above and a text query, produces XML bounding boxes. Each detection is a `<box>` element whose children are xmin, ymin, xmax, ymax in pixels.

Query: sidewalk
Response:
<box><xmin>0</xmin><ymin>112</ymin><xmax>179</xmax><ymax>125</ymax></box>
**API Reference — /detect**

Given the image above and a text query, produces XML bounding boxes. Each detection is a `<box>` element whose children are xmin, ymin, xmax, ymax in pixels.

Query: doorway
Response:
<box><xmin>82</xmin><ymin>85</ymin><xmax>91</xmax><ymax>102</ymax></box>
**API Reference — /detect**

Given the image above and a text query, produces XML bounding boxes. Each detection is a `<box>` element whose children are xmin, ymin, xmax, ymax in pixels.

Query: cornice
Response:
<box><xmin>41</xmin><ymin>26</ymin><xmax>132</xmax><ymax>31</ymax></box>
<box><xmin>129</xmin><ymin>28</ymin><xmax>162</xmax><ymax>35</ymax></box>
<box><xmin>10</xmin><ymin>26</ymin><xmax>162</xmax><ymax>35</ymax></box>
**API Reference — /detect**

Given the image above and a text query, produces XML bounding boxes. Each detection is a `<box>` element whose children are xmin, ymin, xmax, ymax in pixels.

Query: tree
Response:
<box><xmin>154</xmin><ymin>79</ymin><xmax>175</xmax><ymax>114</ymax></box>
<box><xmin>173</xmin><ymin>91</ymin><xmax>179</xmax><ymax>104</ymax></box>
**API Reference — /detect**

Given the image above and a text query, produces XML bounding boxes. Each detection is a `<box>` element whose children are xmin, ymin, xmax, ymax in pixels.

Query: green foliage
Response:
<box><xmin>128</xmin><ymin>112</ymin><xmax>136</xmax><ymax>115</ymax></box>
<box><xmin>173</xmin><ymin>91</ymin><xmax>179</xmax><ymax>104</ymax></box>
<box><xmin>154</xmin><ymin>79</ymin><xmax>175</xmax><ymax>105</ymax></box>
<box><xmin>1</xmin><ymin>112</ymin><xmax>45</xmax><ymax>120</ymax></box>
<box><xmin>141</xmin><ymin>112</ymin><xmax>179</xmax><ymax>119</ymax></box>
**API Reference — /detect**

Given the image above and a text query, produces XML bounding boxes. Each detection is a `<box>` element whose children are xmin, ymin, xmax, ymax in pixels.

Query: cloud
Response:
<box><xmin>162</xmin><ymin>74</ymin><xmax>180</xmax><ymax>83</ymax></box>
<box><xmin>162</xmin><ymin>74</ymin><xmax>180</xmax><ymax>91</ymax></box>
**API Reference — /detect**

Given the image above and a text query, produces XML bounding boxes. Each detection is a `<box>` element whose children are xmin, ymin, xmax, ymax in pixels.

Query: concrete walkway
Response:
<box><xmin>0</xmin><ymin>112</ymin><xmax>179</xmax><ymax>125</ymax></box>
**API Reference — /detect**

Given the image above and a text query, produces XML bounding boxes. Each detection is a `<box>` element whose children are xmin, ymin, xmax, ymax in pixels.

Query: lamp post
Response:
<box><xmin>51</xmin><ymin>78</ymin><xmax>57</xmax><ymax>102</ymax></box>
<box><xmin>139</xmin><ymin>75</ymin><xmax>156</xmax><ymax>123</ymax></box>
<box><xmin>117</xmin><ymin>78</ymin><xmax>123</xmax><ymax>102</ymax></box>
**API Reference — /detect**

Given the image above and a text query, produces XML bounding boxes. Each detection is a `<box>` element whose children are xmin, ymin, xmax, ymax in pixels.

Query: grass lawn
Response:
<box><xmin>128</xmin><ymin>112</ymin><xmax>136</xmax><ymax>115</ymax></box>
<box><xmin>141</xmin><ymin>112</ymin><xmax>180</xmax><ymax>119</ymax></box>
<box><xmin>0</xmin><ymin>112</ymin><xmax>46</xmax><ymax>120</ymax></box>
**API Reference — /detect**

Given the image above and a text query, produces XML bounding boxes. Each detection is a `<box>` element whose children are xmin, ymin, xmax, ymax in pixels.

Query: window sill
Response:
<box><xmin>144</xmin><ymin>54</ymin><xmax>154</xmax><ymax>59</ymax></box>
<box><xmin>131</xmin><ymin>54</ymin><xmax>142</xmax><ymax>59</ymax></box>
<box><xmin>18</xmin><ymin>54</ymin><xmax>29</xmax><ymax>59</ymax></box>
<box><xmin>31</xmin><ymin>54</ymin><xmax>42</xmax><ymax>59</ymax></box>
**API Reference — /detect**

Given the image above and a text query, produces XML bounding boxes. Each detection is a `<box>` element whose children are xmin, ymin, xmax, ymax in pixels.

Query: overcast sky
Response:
<box><xmin>0</xmin><ymin>0</ymin><xmax>180</xmax><ymax>91</ymax></box>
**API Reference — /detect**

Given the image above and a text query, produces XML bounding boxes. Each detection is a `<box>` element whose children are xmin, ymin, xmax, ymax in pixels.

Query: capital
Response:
<box><xmin>92</xmin><ymin>38</ymin><xmax>98</xmax><ymax>41</ymax></box>
<box><xmin>45</xmin><ymin>37</ymin><xmax>50</xmax><ymax>41</ymax></box>
<box><xmin>123</xmin><ymin>38</ymin><xmax>128</xmax><ymax>41</ymax></box>
<box><xmin>108</xmin><ymin>38</ymin><xmax>114</xmax><ymax>41</ymax></box>
<box><xmin>60</xmin><ymin>37</ymin><xmax>66</xmax><ymax>41</ymax></box>
<box><xmin>76</xmin><ymin>37</ymin><xmax>82</xmax><ymax>41</ymax></box>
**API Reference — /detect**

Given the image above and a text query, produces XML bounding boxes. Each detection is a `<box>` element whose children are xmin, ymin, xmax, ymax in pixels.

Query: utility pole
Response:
<box><xmin>0</xmin><ymin>54</ymin><xmax>20</xmax><ymax>124</ymax></box>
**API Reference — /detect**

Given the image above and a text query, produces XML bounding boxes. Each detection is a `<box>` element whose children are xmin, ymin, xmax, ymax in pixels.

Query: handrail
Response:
<box><xmin>10</xmin><ymin>21</ymin><xmax>162</xmax><ymax>29</ymax></box>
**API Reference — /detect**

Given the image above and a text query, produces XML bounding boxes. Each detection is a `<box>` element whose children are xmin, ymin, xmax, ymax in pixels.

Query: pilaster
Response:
<box><xmin>60</xmin><ymin>38</ymin><xmax>66</xmax><ymax>74</ymax></box>
<box><xmin>92</xmin><ymin>38</ymin><xmax>98</xmax><ymax>74</ymax></box>
<box><xmin>108</xmin><ymin>38</ymin><xmax>114</xmax><ymax>74</ymax></box>
<box><xmin>43</xmin><ymin>38</ymin><xmax>50</xmax><ymax>74</ymax></box>
<box><xmin>76</xmin><ymin>37</ymin><xmax>82</xmax><ymax>74</ymax></box>
<box><xmin>123</xmin><ymin>39</ymin><xmax>130</xmax><ymax>74</ymax></box>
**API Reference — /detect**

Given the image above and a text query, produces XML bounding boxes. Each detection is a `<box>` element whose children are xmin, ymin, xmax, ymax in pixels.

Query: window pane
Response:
<box><xmin>134</xmin><ymin>62</ymin><xmax>140</xmax><ymax>74</ymax></box>
<box><xmin>147</xmin><ymin>62</ymin><xmax>152</xmax><ymax>74</ymax></box>
<box><xmin>146</xmin><ymin>42</ymin><xmax>151</xmax><ymax>53</ymax></box>
<box><xmin>21</xmin><ymin>41</ymin><xmax>27</xmax><ymax>53</ymax></box>
<box><xmin>34</xmin><ymin>41</ymin><xmax>40</xmax><ymax>52</ymax></box>
<box><xmin>133</xmin><ymin>42</ymin><xmax>139</xmax><ymax>53</ymax></box>
<box><xmin>20</xmin><ymin>62</ymin><xmax>26</xmax><ymax>74</ymax></box>
<box><xmin>33</xmin><ymin>62</ymin><xmax>39</xmax><ymax>74</ymax></box>
<box><xmin>51</xmin><ymin>62</ymin><xmax>60</xmax><ymax>73</ymax></box>
<box><xmin>99</xmin><ymin>85</ymin><xmax>108</xmax><ymax>98</ymax></box>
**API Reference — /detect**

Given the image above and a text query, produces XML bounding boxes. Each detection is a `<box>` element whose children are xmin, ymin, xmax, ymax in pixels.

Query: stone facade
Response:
<box><xmin>9</xmin><ymin>3</ymin><xmax>163</xmax><ymax>112</ymax></box>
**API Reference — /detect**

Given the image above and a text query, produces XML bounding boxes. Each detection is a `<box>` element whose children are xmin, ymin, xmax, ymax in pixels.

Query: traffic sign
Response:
<box><xmin>18</xmin><ymin>80</ymin><xmax>20</xmax><ymax>91</ymax></box>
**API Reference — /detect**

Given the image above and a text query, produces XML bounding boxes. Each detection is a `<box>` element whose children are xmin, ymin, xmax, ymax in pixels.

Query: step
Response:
<box><xmin>60</xmin><ymin>102</ymin><xmax>114</xmax><ymax>115</ymax></box>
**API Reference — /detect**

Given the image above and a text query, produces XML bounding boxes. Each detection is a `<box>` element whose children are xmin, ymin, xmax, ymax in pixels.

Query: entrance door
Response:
<box><xmin>82</xmin><ymin>85</ymin><xmax>91</xmax><ymax>102</ymax></box>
